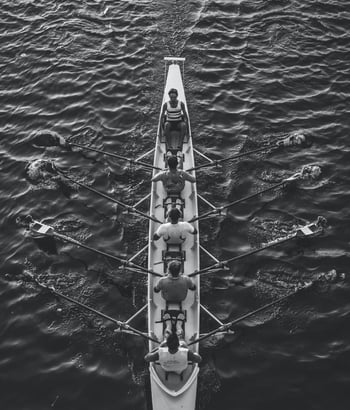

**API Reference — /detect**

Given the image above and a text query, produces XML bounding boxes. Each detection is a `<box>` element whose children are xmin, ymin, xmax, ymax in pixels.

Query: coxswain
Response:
<box><xmin>151</xmin><ymin>156</ymin><xmax>195</xmax><ymax>196</ymax></box>
<box><xmin>145</xmin><ymin>333</ymin><xmax>202</xmax><ymax>374</ymax></box>
<box><xmin>161</xmin><ymin>88</ymin><xmax>189</xmax><ymax>152</ymax></box>
<box><xmin>153</xmin><ymin>208</ymin><xmax>197</xmax><ymax>244</ymax></box>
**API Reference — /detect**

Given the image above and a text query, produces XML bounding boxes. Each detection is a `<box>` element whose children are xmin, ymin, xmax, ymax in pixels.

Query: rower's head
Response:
<box><xmin>167</xmin><ymin>332</ymin><xmax>180</xmax><ymax>353</ymax></box>
<box><xmin>167</xmin><ymin>156</ymin><xmax>178</xmax><ymax>170</ymax></box>
<box><xmin>167</xmin><ymin>208</ymin><xmax>182</xmax><ymax>223</ymax></box>
<box><xmin>168</xmin><ymin>260</ymin><xmax>181</xmax><ymax>278</ymax></box>
<box><xmin>168</xmin><ymin>88</ymin><xmax>178</xmax><ymax>102</ymax></box>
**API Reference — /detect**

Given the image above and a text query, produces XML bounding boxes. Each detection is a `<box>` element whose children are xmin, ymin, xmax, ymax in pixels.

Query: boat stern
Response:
<box><xmin>150</xmin><ymin>364</ymin><xmax>199</xmax><ymax>410</ymax></box>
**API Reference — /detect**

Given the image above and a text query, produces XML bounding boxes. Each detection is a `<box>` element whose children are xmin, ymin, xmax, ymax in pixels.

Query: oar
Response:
<box><xmin>68</xmin><ymin>141</ymin><xmax>163</xmax><ymax>171</ymax></box>
<box><xmin>26</xmin><ymin>218</ymin><xmax>162</xmax><ymax>278</ymax></box>
<box><xmin>26</xmin><ymin>272</ymin><xmax>159</xmax><ymax>343</ymax></box>
<box><xmin>190</xmin><ymin>173</ymin><xmax>300</xmax><ymax>223</ymax></box>
<box><xmin>188</xmin><ymin>280</ymin><xmax>314</xmax><ymax>346</ymax></box>
<box><xmin>36</xmin><ymin>135</ymin><xmax>162</xmax><ymax>171</ymax></box>
<box><xmin>186</xmin><ymin>135</ymin><xmax>308</xmax><ymax>172</ymax></box>
<box><xmin>52</xmin><ymin>164</ymin><xmax>162</xmax><ymax>224</ymax></box>
<box><xmin>189</xmin><ymin>218</ymin><xmax>326</xmax><ymax>277</ymax></box>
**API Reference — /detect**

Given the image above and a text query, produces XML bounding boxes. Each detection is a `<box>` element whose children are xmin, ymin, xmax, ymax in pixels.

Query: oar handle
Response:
<box><xmin>69</xmin><ymin>141</ymin><xmax>162</xmax><ymax>171</ymax></box>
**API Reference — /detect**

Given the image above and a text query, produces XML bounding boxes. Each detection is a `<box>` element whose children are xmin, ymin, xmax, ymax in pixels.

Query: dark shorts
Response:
<box><xmin>165</xmin><ymin>120</ymin><xmax>184</xmax><ymax>131</ymax></box>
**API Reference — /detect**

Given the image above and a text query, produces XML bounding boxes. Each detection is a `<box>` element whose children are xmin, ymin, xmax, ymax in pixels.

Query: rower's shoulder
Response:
<box><xmin>152</xmin><ymin>170</ymin><xmax>166</xmax><ymax>181</ymax></box>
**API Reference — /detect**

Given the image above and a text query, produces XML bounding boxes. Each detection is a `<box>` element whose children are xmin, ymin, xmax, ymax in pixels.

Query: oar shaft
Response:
<box><xmin>189</xmin><ymin>234</ymin><xmax>295</xmax><ymax>277</ymax></box>
<box><xmin>187</xmin><ymin>145</ymin><xmax>274</xmax><ymax>172</ymax></box>
<box><xmin>56</xmin><ymin>169</ymin><xmax>161</xmax><ymax>224</ymax></box>
<box><xmin>227</xmin><ymin>288</ymin><xmax>303</xmax><ymax>327</ymax></box>
<box><xmin>223</xmin><ymin>234</ymin><xmax>295</xmax><ymax>265</ymax></box>
<box><xmin>69</xmin><ymin>142</ymin><xmax>162</xmax><ymax>171</ymax></box>
<box><xmin>215</xmin><ymin>145</ymin><xmax>273</xmax><ymax>165</ymax></box>
<box><xmin>51</xmin><ymin>231</ymin><xmax>161</xmax><ymax>277</ymax></box>
<box><xmin>52</xmin><ymin>231</ymin><xmax>125</xmax><ymax>264</ymax></box>
<box><xmin>189</xmin><ymin>283</ymin><xmax>311</xmax><ymax>345</ymax></box>
<box><xmin>37</xmin><ymin>282</ymin><xmax>159</xmax><ymax>343</ymax></box>
<box><xmin>191</xmin><ymin>180</ymin><xmax>289</xmax><ymax>222</ymax></box>
<box><xmin>190</xmin><ymin>209</ymin><xmax>216</xmax><ymax>223</ymax></box>
<box><xmin>220</xmin><ymin>180</ymin><xmax>286</xmax><ymax>211</ymax></box>
<box><xmin>51</xmin><ymin>287</ymin><xmax>123</xmax><ymax>326</ymax></box>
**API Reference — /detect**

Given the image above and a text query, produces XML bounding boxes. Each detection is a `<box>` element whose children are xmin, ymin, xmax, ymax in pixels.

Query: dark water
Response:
<box><xmin>1</xmin><ymin>1</ymin><xmax>349</xmax><ymax>409</ymax></box>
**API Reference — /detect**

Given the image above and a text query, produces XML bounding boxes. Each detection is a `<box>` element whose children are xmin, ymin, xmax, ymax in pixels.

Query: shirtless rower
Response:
<box><xmin>151</xmin><ymin>156</ymin><xmax>195</xmax><ymax>197</ymax></box>
<box><xmin>154</xmin><ymin>260</ymin><xmax>196</xmax><ymax>339</ymax></box>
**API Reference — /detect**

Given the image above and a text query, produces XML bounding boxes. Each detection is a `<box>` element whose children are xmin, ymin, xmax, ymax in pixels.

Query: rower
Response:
<box><xmin>151</xmin><ymin>156</ymin><xmax>195</xmax><ymax>211</ymax></box>
<box><xmin>153</xmin><ymin>208</ymin><xmax>197</xmax><ymax>244</ymax></box>
<box><xmin>145</xmin><ymin>333</ymin><xmax>202</xmax><ymax>375</ymax></box>
<box><xmin>161</xmin><ymin>88</ymin><xmax>189</xmax><ymax>154</ymax></box>
<box><xmin>154</xmin><ymin>208</ymin><xmax>197</xmax><ymax>268</ymax></box>
<box><xmin>154</xmin><ymin>260</ymin><xmax>196</xmax><ymax>337</ymax></box>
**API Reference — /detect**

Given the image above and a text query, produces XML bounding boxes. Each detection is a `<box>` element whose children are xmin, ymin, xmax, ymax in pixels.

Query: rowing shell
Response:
<box><xmin>148</xmin><ymin>58</ymin><xmax>200</xmax><ymax>410</ymax></box>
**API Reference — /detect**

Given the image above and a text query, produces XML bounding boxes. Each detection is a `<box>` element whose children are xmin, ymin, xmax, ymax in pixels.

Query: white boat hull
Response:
<box><xmin>148</xmin><ymin>59</ymin><xmax>200</xmax><ymax>410</ymax></box>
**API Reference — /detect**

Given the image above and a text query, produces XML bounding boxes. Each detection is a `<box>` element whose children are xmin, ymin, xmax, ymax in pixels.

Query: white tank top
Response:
<box><xmin>158</xmin><ymin>347</ymin><xmax>188</xmax><ymax>374</ymax></box>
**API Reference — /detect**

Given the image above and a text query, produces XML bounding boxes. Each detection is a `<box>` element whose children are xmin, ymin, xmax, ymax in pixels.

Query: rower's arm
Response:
<box><xmin>145</xmin><ymin>351</ymin><xmax>159</xmax><ymax>363</ymax></box>
<box><xmin>186</xmin><ymin>277</ymin><xmax>196</xmax><ymax>291</ymax></box>
<box><xmin>181</xmin><ymin>102</ymin><xmax>189</xmax><ymax>126</ymax></box>
<box><xmin>186</xmin><ymin>222</ymin><xmax>197</xmax><ymax>236</ymax></box>
<box><xmin>154</xmin><ymin>279</ymin><xmax>162</xmax><ymax>293</ymax></box>
<box><xmin>151</xmin><ymin>172</ymin><xmax>163</xmax><ymax>182</ymax></box>
<box><xmin>188</xmin><ymin>350</ymin><xmax>202</xmax><ymax>364</ymax></box>
<box><xmin>182</xmin><ymin>171</ymin><xmax>196</xmax><ymax>183</ymax></box>
<box><xmin>161</xmin><ymin>103</ymin><xmax>167</xmax><ymax>126</ymax></box>
<box><xmin>153</xmin><ymin>224</ymin><xmax>164</xmax><ymax>241</ymax></box>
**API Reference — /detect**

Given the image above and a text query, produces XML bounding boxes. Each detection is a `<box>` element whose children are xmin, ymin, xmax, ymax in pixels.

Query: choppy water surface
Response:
<box><xmin>1</xmin><ymin>1</ymin><xmax>349</xmax><ymax>409</ymax></box>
